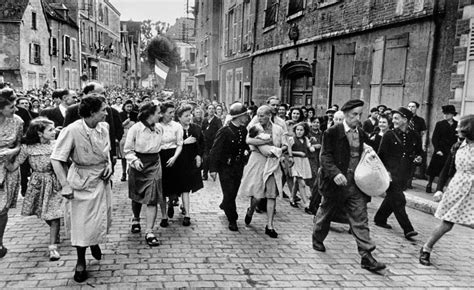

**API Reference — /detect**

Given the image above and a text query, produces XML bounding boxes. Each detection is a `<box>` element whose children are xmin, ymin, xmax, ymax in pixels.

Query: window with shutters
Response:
<box><xmin>32</xmin><ymin>12</ymin><xmax>37</xmax><ymax>30</ymax></box>
<box><xmin>264</xmin><ymin>0</ymin><xmax>279</xmax><ymax>29</ymax></box>
<box><xmin>50</xmin><ymin>37</ymin><xmax>58</xmax><ymax>56</ymax></box>
<box><xmin>63</xmin><ymin>35</ymin><xmax>71</xmax><ymax>59</ymax></box>
<box><xmin>30</xmin><ymin>43</ymin><xmax>41</xmax><ymax>65</ymax></box>
<box><xmin>287</xmin><ymin>0</ymin><xmax>305</xmax><ymax>19</ymax></box>
<box><xmin>104</xmin><ymin>7</ymin><xmax>109</xmax><ymax>25</ymax></box>
<box><xmin>369</xmin><ymin>33</ymin><xmax>409</xmax><ymax>109</ymax></box>
<box><xmin>99</xmin><ymin>3</ymin><xmax>104</xmax><ymax>22</ymax></box>
<box><xmin>226</xmin><ymin>9</ymin><xmax>235</xmax><ymax>55</ymax></box>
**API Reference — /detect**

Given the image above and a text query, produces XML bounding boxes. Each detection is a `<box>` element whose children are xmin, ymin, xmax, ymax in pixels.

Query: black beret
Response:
<box><xmin>392</xmin><ymin>107</ymin><xmax>413</xmax><ymax>120</ymax></box>
<box><xmin>341</xmin><ymin>99</ymin><xmax>364</xmax><ymax>112</ymax></box>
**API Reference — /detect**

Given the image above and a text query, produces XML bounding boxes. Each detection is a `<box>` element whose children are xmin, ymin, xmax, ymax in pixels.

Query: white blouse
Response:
<box><xmin>124</xmin><ymin>122</ymin><xmax>163</xmax><ymax>163</ymax></box>
<box><xmin>159</xmin><ymin>120</ymin><xmax>184</xmax><ymax>150</ymax></box>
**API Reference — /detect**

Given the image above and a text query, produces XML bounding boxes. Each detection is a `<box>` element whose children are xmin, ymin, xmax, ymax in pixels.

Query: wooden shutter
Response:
<box><xmin>332</xmin><ymin>42</ymin><xmax>355</xmax><ymax>106</ymax></box>
<box><xmin>224</xmin><ymin>13</ymin><xmax>229</xmax><ymax>56</ymax></box>
<box><xmin>49</xmin><ymin>38</ymin><xmax>53</xmax><ymax>56</ymax></box>
<box><xmin>29</xmin><ymin>43</ymin><xmax>33</xmax><ymax>63</ymax></box>
<box><xmin>369</xmin><ymin>36</ymin><xmax>385</xmax><ymax>109</ymax></box>
<box><xmin>237</xmin><ymin>4</ymin><xmax>242</xmax><ymax>53</ymax></box>
<box><xmin>380</xmin><ymin>33</ymin><xmax>408</xmax><ymax>109</ymax></box>
<box><xmin>232</xmin><ymin>9</ymin><xmax>237</xmax><ymax>54</ymax></box>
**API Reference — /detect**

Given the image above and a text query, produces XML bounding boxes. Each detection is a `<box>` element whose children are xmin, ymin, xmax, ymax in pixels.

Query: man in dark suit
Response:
<box><xmin>362</xmin><ymin>107</ymin><xmax>379</xmax><ymax>135</ymax></box>
<box><xmin>425</xmin><ymin>105</ymin><xmax>458</xmax><ymax>193</ymax></box>
<box><xmin>374</xmin><ymin>107</ymin><xmax>422</xmax><ymax>239</ymax></box>
<box><xmin>40</xmin><ymin>89</ymin><xmax>76</xmax><ymax>130</ymax></box>
<box><xmin>312</xmin><ymin>99</ymin><xmax>386</xmax><ymax>272</ymax></box>
<box><xmin>201</xmin><ymin>104</ymin><xmax>223</xmax><ymax>180</ymax></box>
<box><xmin>63</xmin><ymin>82</ymin><xmax>123</xmax><ymax>167</ymax></box>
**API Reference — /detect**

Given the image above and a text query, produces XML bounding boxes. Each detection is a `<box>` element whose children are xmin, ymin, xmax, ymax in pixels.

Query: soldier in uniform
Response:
<box><xmin>374</xmin><ymin>107</ymin><xmax>422</xmax><ymax>239</ymax></box>
<box><xmin>209</xmin><ymin>102</ymin><xmax>250</xmax><ymax>231</ymax></box>
<box><xmin>312</xmin><ymin>99</ymin><xmax>386</xmax><ymax>272</ymax></box>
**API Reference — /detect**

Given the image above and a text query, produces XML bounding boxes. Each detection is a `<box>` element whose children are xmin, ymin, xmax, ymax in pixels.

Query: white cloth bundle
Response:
<box><xmin>354</xmin><ymin>150</ymin><xmax>390</xmax><ymax>197</ymax></box>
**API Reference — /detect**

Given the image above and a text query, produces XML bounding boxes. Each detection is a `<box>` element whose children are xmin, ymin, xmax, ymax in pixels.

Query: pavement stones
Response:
<box><xmin>1</xmin><ymin>166</ymin><xmax>473</xmax><ymax>288</ymax></box>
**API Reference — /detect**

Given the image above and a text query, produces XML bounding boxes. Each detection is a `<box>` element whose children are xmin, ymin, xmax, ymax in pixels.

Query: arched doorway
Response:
<box><xmin>280</xmin><ymin>61</ymin><xmax>313</xmax><ymax>106</ymax></box>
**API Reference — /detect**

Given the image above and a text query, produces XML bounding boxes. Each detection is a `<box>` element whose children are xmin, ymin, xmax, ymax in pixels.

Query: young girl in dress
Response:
<box><xmin>7</xmin><ymin>118</ymin><xmax>63</xmax><ymax>261</ymax></box>
<box><xmin>289</xmin><ymin>122</ymin><xmax>315</xmax><ymax>214</ymax></box>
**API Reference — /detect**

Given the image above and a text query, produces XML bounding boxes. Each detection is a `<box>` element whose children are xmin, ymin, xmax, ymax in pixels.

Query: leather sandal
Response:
<box><xmin>131</xmin><ymin>218</ymin><xmax>141</xmax><ymax>233</ymax></box>
<box><xmin>145</xmin><ymin>233</ymin><xmax>160</xmax><ymax>247</ymax></box>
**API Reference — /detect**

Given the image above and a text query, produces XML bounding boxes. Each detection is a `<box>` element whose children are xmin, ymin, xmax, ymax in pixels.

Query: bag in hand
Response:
<box><xmin>354</xmin><ymin>150</ymin><xmax>390</xmax><ymax>197</ymax></box>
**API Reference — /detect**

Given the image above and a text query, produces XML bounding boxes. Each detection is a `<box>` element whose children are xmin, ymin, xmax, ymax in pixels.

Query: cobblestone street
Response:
<box><xmin>1</xmin><ymin>166</ymin><xmax>473</xmax><ymax>288</ymax></box>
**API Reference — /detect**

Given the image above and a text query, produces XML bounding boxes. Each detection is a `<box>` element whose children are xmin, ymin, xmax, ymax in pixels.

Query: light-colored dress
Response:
<box><xmin>51</xmin><ymin>120</ymin><xmax>112</xmax><ymax>247</ymax></box>
<box><xmin>0</xmin><ymin>115</ymin><xmax>23</xmax><ymax>214</ymax></box>
<box><xmin>16</xmin><ymin>143</ymin><xmax>63</xmax><ymax>221</ymax></box>
<box><xmin>238</xmin><ymin>122</ymin><xmax>286</xmax><ymax>199</ymax></box>
<box><xmin>290</xmin><ymin>136</ymin><xmax>313</xmax><ymax>179</ymax></box>
<box><xmin>435</xmin><ymin>141</ymin><xmax>474</xmax><ymax>226</ymax></box>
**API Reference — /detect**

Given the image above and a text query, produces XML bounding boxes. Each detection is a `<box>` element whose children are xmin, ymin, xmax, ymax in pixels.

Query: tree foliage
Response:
<box><xmin>140</xmin><ymin>20</ymin><xmax>170</xmax><ymax>57</ymax></box>
<box><xmin>145</xmin><ymin>35</ymin><xmax>181</xmax><ymax>89</ymax></box>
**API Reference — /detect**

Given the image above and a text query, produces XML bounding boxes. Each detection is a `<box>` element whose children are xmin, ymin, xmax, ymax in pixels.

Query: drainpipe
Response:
<box><xmin>424</xmin><ymin>0</ymin><xmax>441</xmax><ymax>149</ymax></box>
<box><xmin>249</xmin><ymin>0</ymin><xmax>259</xmax><ymax>104</ymax></box>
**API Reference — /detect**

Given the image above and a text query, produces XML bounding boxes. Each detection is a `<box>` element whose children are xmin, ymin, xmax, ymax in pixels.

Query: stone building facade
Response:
<box><xmin>248</xmin><ymin>0</ymin><xmax>460</xmax><ymax>148</ymax></box>
<box><xmin>219</xmin><ymin>0</ymin><xmax>255</xmax><ymax>106</ymax></box>
<box><xmin>43</xmin><ymin>1</ymin><xmax>81</xmax><ymax>90</ymax></box>
<box><xmin>0</xmin><ymin>0</ymin><xmax>52</xmax><ymax>89</ymax></box>
<box><xmin>195</xmin><ymin>0</ymin><xmax>222</xmax><ymax>100</ymax></box>
<box><xmin>62</xmin><ymin>0</ymin><xmax>121</xmax><ymax>87</ymax></box>
<box><xmin>452</xmin><ymin>0</ymin><xmax>474</xmax><ymax>116</ymax></box>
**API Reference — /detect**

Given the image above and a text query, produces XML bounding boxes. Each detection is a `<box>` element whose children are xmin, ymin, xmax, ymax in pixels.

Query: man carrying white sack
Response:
<box><xmin>312</xmin><ymin>99</ymin><xmax>386</xmax><ymax>272</ymax></box>
<box><xmin>374</xmin><ymin>107</ymin><xmax>422</xmax><ymax>240</ymax></box>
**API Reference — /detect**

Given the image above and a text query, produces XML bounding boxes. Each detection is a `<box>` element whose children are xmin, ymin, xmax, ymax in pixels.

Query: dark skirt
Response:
<box><xmin>128</xmin><ymin>152</ymin><xmax>162</xmax><ymax>205</ymax></box>
<box><xmin>176</xmin><ymin>146</ymin><xmax>204</xmax><ymax>193</ymax></box>
<box><xmin>160</xmin><ymin>148</ymin><xmax>182</xmax><ymax>197</ymax></box>
<box><xmin>427</xmin><ymin>153</ymin><xmax>448</xmax><ymax>177</ymax></box>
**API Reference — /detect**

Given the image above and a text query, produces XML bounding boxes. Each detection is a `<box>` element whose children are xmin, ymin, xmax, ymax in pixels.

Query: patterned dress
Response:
<box><xmin>435</xmin><ymin>141</ymin><xmax>474</xmax><ymax>226</ymax></box>
<box><xmin>16</xmin><ymin>143</ymin><xmax>63</xmax><ymax>221</ymax></box>
<box><xmin>0</xmin><ymin>115</ymin><xmax>23</xmax><ymax>214</ymax></box>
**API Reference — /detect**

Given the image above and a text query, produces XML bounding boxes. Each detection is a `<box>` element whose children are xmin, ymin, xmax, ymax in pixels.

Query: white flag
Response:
<box><xmin>155</xmin><ymin>59</ymin><xmax>169</xmax><ymax>81</ymax></box>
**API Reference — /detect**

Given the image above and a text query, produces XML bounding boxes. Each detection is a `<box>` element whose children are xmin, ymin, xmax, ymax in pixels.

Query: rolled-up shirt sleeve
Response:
<box><xmin>51</xmin><ymin>126</ymin><xmax>74</xmax><ymax>162</ymax></box>
<box><xmin>124</xmin><ymin>124</ymin><xmax>138</xmax><ymax>164</ymax></box>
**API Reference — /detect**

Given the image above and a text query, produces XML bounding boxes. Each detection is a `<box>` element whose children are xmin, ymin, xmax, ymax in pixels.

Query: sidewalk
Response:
<box><xmin>402</xmin><ymin>179</ymin><xmax>439</xmax><ymax>215</ymax></box>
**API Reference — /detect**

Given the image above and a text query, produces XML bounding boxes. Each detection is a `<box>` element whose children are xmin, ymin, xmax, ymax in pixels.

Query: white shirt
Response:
<box><xmin>158</xmin><ymin>120</ymin><xmax>184</xmax><ymax>150</ymax></box>
<box><xmin>59</xmin><ymin>103</ymin><xmax>67</xmax><ymax>118</ymax></box>
<box><xmin>124</xmin><ymin>122</ymin><xmax>163</xmax><ymax>162</ymax></box>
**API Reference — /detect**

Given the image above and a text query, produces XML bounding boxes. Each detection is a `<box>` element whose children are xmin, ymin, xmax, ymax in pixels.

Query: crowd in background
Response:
<box><xmin>0</xmin><ymin>80</ymin><xmax>472</xmax><ymax>283</ymax></box>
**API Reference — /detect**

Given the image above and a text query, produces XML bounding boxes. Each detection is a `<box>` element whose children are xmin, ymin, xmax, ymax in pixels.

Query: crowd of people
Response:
<box><xmin>0</xmin><ymin>80</ymin><xmax>472</xmax><ymax>283</ymax></box>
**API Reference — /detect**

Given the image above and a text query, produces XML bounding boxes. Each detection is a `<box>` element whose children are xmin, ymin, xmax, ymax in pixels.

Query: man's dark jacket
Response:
<box><xmin>202</xmin><ymin>115</ymin><xmax>222</xmax><ymax>152</ymax></box>
<box><xmin>40</xmin><ymin>106</ymin><xmax>64</xmax><ymax>127</ymax></box>
<box><xmin>319</xmin><ymin>123</ymin><xmax>366</xmax><ymax>197</ymax></box>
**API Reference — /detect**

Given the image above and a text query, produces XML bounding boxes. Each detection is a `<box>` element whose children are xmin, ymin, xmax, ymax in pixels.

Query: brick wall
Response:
<box><xmin>254</xmin><ymin>0</ymin><xmax>436</xmax><ymax>52</ymax></box>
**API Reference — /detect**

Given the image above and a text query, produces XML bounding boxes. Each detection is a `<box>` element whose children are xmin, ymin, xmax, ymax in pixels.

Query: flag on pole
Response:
<box><xmin>154</xmin><ymin>59</ymin><xmax>169</xmax><ymax>81</ymax></box>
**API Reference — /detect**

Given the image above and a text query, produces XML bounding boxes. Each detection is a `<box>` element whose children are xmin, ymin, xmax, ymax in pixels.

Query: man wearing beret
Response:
<box><xmin>374</xmin><ymin>107</ymin><xmax>422</xmax><ymax>239</ymax></box>
<box><xmin>209</xmin><ymin>102</ymin><xmax>250</xmax><ymax>231</ymax></box>
<box><xmin>312</xmin><ymin>99</ymin><xmax>386</xmax><ymax>271</ymax></box>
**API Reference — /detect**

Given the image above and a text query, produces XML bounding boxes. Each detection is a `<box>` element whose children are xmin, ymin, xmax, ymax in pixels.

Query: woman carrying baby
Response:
<box><xmin>239</xmin><ymin>105</ymin><xmax>288</xmax><ymax>238</ymax></box>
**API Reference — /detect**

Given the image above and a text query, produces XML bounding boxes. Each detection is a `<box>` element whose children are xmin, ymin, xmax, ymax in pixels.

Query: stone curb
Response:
<box><xmin>404</xmin><ymin>191</ymin><xmax>439</xmax><ymax>215</ymax></box>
